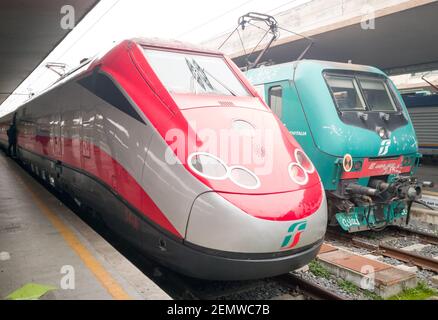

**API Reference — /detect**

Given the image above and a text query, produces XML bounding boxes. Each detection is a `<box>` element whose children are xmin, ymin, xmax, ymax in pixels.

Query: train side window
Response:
<box><xmin>268</xmin><ymin>86</ymin><xmax>283</xmax><ymax>118</ymax></box>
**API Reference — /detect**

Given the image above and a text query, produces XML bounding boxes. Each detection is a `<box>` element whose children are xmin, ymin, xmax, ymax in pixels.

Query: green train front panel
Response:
<box><xmin>247</xmin><ymin>61</ymin><xmax>421</xmax><ymax>232</ymax></box>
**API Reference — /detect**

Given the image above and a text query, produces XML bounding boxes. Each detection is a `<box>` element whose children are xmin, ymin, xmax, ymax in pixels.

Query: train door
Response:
<box><xmin>51</xmin><ymin>109</ymin><xmax>61</xmax><ymax>158</ymax></box>
<box><xmin>80</xmin><ymin>84</ymin><xmax>96</xmax><ymax>171</ymax></box>
<box><xmin>45</xmin><ymin>91</ymin><xmax>62</xmax><ymax>185</ymax></box>
<box><xmin>58</xmin><ymin>83</ymin><xmax>83</xmax><ymax>198</ymax></box>
<box><xmin>81</xmin><ymin>96</ymin><xmax>94</xmax><ymax>170</ymax></box>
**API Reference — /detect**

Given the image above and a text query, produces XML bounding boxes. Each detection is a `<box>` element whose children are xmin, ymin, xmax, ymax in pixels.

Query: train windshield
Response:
<box><xmin>325</xmin><ymin>76</ymin><xmax>366</xmax><ymax>111</ymax></box>
<box><xmin>143</xmin><ymin>49</ymin><xmax>250</xmax><ymax>97</ymax></box>
<box><xmin>358</xmin><ymin>77</ymin><xmax>397</xmax><ymax>111</ymax></box>
<box><xmin>325</xmin><ymin>73</ymin><xmax>398</xmax><ymax>112</ymax></box>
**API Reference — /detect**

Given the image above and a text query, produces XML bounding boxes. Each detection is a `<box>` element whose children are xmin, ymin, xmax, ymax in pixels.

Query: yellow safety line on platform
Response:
<box><xmin>19</xmin><ymin>172</ymin><xmax>132</xmax><ymax>300</ymax></box>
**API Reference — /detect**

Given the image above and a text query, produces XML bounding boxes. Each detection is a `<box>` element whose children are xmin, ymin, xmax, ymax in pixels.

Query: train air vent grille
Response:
<box><xmin>218</xmin><ymin>101</ymin><xmax>235</xmax><ymax>107</ymax></box>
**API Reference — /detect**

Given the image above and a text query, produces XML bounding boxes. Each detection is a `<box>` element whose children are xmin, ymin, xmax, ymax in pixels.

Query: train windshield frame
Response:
<box><xmin>143</xmin><ymin>48</ymin><xmax>250</xmax><ymax>97</ymax></box>
<box><xmin>324</xmin><ymin>71</ymin><xmax>400</xmax><ymax>113</ymax></box>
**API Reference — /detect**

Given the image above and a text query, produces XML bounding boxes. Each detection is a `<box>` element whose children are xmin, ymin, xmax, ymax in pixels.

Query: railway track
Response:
<box><xmin>326</xmin><ymin>227</ymin><xmax>438</xmax><ymax>273</ymax></box>
<box><xmin>275</xmin><ymin>274</ymin><xmax>346</xmax><ymax>300</ymax></box>
<box><xmin>378</xmin><ymin>243</ymin><xmax>438</xmax><ymax>273</ymax></box>
<box><xmin>389</xmin><ymin>225</ymin><xmax>438</xmax><ymax>246</ymax></box>
<box><xmin>168</xmin><ymin>273</ymin><xmax>347</xmax><ymax>300</ymax></box>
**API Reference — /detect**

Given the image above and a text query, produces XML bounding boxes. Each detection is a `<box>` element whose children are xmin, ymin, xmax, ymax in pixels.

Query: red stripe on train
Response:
<box><xmin>17</xmin><ymin>135</ymin><xmax>182</xmax><ymax>238</ymax></box>
<box><xmin>218</xmin><ymin>183</ymin><xmax>322</xmax><ymax>221</ymax></box>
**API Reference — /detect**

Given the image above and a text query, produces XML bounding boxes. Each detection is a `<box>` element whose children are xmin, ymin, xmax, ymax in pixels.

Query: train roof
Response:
<box><xmin>6</xmin><ymin>37</ymin><xmax>222</xmax><ymax>114</ymax></box>
<box><xmin>246</xmin><ymin>59</ymin><xmax>386</xmax><ymax>86</ymax></box>
<box><xmin>132</xmin><ymin>37</ymin><xmax>221</xmax><ymax>55</ymax></box>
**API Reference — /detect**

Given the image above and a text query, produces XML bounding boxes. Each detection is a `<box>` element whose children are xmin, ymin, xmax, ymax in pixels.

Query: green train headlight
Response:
<box><xmin>353</xmin><ymin>160</ymin><xmax>362</xmax><ymax>171</ymax></box>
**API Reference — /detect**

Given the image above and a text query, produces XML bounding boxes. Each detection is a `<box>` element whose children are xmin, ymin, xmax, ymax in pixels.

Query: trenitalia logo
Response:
<box><xmin>280</xmin><ymin>221</ymin><xmax>307</xmax><ymax>250</ymax></box>
<box><xmin>378</xmin><ymin>139</ymin><xmax>391</xmax><ymax>156</ymax></box>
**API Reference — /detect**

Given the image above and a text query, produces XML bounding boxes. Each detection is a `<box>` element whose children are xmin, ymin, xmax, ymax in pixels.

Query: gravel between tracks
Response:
<box><xmin>326</xmin><ymin>229</ymin><xmax>438</xmax><ymax>290</ymax></box>
<box><xmin>293</xmin><ymin>269</ymin><xmax>373</xmax><ymax>300</ymax></box>
<box><xmin>215</xmin><ymin>280</ymin><xmax>296</xmax><ymax>300</ymax></box>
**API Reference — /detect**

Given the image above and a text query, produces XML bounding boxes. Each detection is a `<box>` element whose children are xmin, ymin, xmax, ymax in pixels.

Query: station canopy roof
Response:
<box><xmin>0</xmin><ymin>0</ymin><xmax>100</xmax><ymax>105</ymax></box>
<box><xmin>232</xmin><ymin>1</ymin><xmax>438</xmax><ymax>76</ymax></box>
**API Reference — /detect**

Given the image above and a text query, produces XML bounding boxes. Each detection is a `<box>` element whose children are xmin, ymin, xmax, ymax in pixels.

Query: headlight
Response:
<box><xmin>229</xmin><ymin>166</ymin><xmax>260</xmax><ymax>189</ymax></box>
<box><xmin>288</xmin><ymin>163</ymin><xmax>308</xmax><ymax>185</ymax></box>
<box><xmin>294</xmin><ymin>149</ymin><xmax>315</xmax><ymax>173</ymax></box>
<box><xmin>188</xmin><ymin>152</ymin><xmax>228</xmax><ymax>180</ymax></box>
<box><xmin>188</xmin><ymin>152</ymin><xmax>261</xmax><ymax>189</ymax></box>
<box><xmin>378</xmin><ymin>127</ymin><xmax>387</xmax><ymax>138</ymax></box>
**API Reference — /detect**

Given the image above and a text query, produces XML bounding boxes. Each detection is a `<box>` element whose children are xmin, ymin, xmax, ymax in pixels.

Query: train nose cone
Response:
<box><xmin>185</xmin><ymin>184</ymin><xmax>327</xmax><ymax>254</ymax></box>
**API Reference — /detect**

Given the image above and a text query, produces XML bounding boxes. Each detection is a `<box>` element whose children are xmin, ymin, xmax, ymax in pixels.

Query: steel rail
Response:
<box><xmin>326</xmin><ymin>228</ymin><xmax>438</xmax><ymax>273</ymax></box>
<box><xmin>390</xmin><ymin>225</ymin><xmax>438</xmax><ymax>246</ymax></box>
<box><xmin>378</xmin><ymin>243</ymin><xmax>438</xmax><ymax>273</ymax></box>
<box><xmin>276</xmin><ymin>274</ymin><xmax>346</xmax><ymax>300</ymax></box>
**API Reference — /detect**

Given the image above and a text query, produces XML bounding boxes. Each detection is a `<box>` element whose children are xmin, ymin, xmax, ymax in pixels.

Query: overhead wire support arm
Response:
<box><xmin>238</xmin><ymin>12</ymin><xmax>279</xmax><ymax>70</ymax></box>
<box><xmin>219</xmin><ymin>12</ymin><xmax>316</xmax><ymax>71</ymax></box>
<box><xmin>218</xmin><ymin>12</ymin><xmax>279</xmax><ymax>70</ymax></box>
<box><xmin>277</xmin><ymin>26</ymin><xmax>315</xmax><ymax>61</ymax></box>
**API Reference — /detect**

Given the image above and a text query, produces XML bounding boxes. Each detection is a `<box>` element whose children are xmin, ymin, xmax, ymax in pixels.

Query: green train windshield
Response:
<box><xmin>324</xmin><ymin>73</ymin><xmax>398</xmax><ymax>112</ymax></box>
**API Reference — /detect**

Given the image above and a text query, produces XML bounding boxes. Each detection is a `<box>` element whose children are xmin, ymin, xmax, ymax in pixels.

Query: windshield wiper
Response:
<box><xmin>200</xmin><ymin>67</ymin><xmax>237</xmax><ymax>96</ymax></box>
<box><xmin>186</xmin><ymin>57</ymin><xmax>237</xmax><ymax>96</ymax></box>
<box><xmin>185</xmin><ymin>58</ymin><xmax>213</xmax><ymax>92</ymax></box>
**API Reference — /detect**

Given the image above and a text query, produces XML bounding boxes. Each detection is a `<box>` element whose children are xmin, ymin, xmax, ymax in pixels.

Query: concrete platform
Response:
<box><xmin>0</xmin><ymin>153</ymin><xmax>170</xmax><ymax>300</ymax></box>
<box><xmin>317</xmin><ymin>244</ymin><xmax>417</xmax><ymax>298</ymax></box>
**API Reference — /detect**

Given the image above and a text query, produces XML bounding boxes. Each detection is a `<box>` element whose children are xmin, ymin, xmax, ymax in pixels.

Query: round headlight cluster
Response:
<box><xmin>289</xmin><ymin>149</ymin><xmax>314</xmax><ymax>185</ymax></box>
<box><xmin>188</xmin><ymin>152</ymin><xmax>260</xmax><ymax>189</ymax></box>
<box><xmin>288</xmin><ymin>163</ymin><xmax>308</xmax><ymax>185</ymax></box>
<box><xmin>294</xmin><ymin>149</ymin><xmax>315</xmax><ymax>174</ymax></box>
<box><xmin>188</xmin><ymin>152</ymin><xmax>228</xmax><ymax>180</ymax></box>
<box><xmin>229</xmin><ymin>166</ymin><xmax>260</xmax><ymax>189</ymax></box>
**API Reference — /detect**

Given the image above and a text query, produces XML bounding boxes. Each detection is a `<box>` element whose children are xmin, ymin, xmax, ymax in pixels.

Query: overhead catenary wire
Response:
<box><xmin>207</xmin><ymin>0</ymin><xmax>306</xmax><ymax>44</ymax></box>
<box><xmin>266</xmin><ymin>0</ymin><xmax>309</xmax><ymax>15</ymax></box>
<box><xmin>277</xmin><ymin>26</ymin><xmax>314</xmax><ymax>42</ymax></box>
<box><xmin>176</xmin><ymin>0</ymin><xmax>257</xmax><ymax>38</ymax></box>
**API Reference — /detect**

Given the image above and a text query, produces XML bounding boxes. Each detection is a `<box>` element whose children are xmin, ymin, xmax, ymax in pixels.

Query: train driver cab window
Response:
<box><xmin>143</xmin><ymin>49</ymin><xmax>250</xmax><ymax>97</ymax></box>
<box><xmin>268</xmin><ymin>86</ymin><xmax>282</xmax><ymax>117</ymax></box>
<box><xmin>358</xmin><ymin>78</ymin><xmax>397</xmax><ymax>112</ymax></box>
<box><xmin>325</xmin><ymin>76</ymin><xmax>366</xmax><ymax>111</ymax></box>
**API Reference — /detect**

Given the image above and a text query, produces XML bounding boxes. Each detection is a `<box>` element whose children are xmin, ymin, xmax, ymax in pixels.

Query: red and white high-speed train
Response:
<box><xmin>0</xmin><ymin>38</ymin><xmax>327</xmax><ymax>280</ymax></box>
